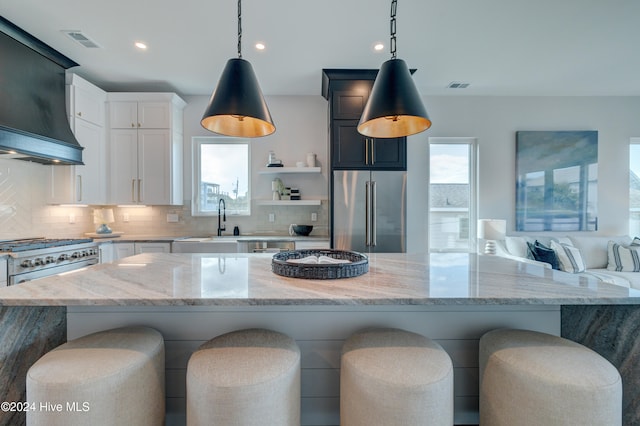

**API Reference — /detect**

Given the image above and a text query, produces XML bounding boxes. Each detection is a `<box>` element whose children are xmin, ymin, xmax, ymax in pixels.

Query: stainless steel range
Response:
<box><xmin>2</xmin><ymin>238</ymin><xmax>99</xmax><ymax>285</ymax></box>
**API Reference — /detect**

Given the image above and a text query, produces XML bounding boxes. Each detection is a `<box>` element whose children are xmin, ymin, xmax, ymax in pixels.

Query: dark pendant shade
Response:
<box><xmin>357</xmin><ymin>58</ymin><xmax>431</xmax><ymax>138</ymax></box>
<box><xmin>201</xmin><ymin>58</ymin><xmax>275</xmax><ymax>138</ymax></box>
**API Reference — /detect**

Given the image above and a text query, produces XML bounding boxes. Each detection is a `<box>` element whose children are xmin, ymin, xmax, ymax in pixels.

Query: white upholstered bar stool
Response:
<box><xmin>479</xmin><ymin>328</ymin><xmax>622</xmax><ymax>426</ymax></box>
<box><xmin>186</xmin><ymin>328</ymin><xmax>300</xmax><ymax>426</ymax></box>
<box><xmin>341</xmin><ymin>327</ymin><xmax>454</xmax><ymax>426</ymax></box>
<box><xmin>26</xmin><ymin>326</ymin><xmax>165</xmax><ymax>426</ymax></box>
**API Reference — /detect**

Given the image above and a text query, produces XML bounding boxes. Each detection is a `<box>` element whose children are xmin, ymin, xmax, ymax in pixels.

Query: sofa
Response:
<box><xmin>495</xmin><ymin>234</ymin><xmax>640</xmax><ymax>290</ymax></box>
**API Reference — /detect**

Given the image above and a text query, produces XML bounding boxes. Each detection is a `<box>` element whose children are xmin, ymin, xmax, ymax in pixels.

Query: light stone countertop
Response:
<box><xmin>1</xmin><ymin>253</ymin><xmax>640</xmax><ymax>306</ymax></box>
<box><xmin>92</xmin><ymin>235</ymin><xmax>329</xmax><ymax>243</ymax></box>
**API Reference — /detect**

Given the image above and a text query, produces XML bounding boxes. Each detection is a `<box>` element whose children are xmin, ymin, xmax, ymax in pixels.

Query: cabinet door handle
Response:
<box><xmin>371</xmin><ymin>181</ymin><xmax>377</xmax><ymax>246</ymax></box>
<box><xmin>138</xmin><ymin>179</ymin><xmax>142</xmax><ymax>202</ymax></box>
<box><xmin>365</xmin><ymin>138</ymin><xmax>369</xmax><ymax>165</ymax></box>
<box><xmin>131</xmin><ymin>123</ymin><xmax>135</xmax><ymax>128</ymax></box>
<box><xmin>77</xmin><ymin>111</ymin><xmax>82</xmax><ymax>117</ymax></box>
<box><xmin>131</xmin><ymin>179</ymin><xmax>136</xmax><ymax>202</ymax></box>
<box><xmin>77</xmin><ymin>175</ymin><xmax>82</xmax><ymax>202</ymax></box>
<box><xmin>138</xmin><ymin>122</ymin><xmax>141</xmax><ymax>128</ymax></box>
<box><xmin>365</xmin><ymin>181</ymin><xmax>371</xmax><ymax>246</ymax></box>
<box><xmin>370</xmin><ymin>139</ymin><xmax>375</xmax><ymax>165</ymax></box>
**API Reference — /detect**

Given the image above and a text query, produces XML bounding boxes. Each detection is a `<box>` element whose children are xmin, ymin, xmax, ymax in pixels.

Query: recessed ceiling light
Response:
<box><xmin>373</xmin><ymin>43</ymin><xmax>385</xmax><ymax>51</ymax></box>
<box><xmin>448</xmin><ymin>82</ymin><xmax>470</xmax><ymax>89</ymax></box>
<box><xmin>135</xmin><ymin>41</ymin><xmax>148</xmax><ymax>50</ymax></box>
<box><xmin>255</xmin><ymin>42</ymin><xmax>266</xmax><ymax>50</ymax></box>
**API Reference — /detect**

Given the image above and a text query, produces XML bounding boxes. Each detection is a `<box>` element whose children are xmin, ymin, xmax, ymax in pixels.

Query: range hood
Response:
<box><xmin>0</xmin><ymin>17</ymin><xmax>83</xmax><ymax>165</ymax></box>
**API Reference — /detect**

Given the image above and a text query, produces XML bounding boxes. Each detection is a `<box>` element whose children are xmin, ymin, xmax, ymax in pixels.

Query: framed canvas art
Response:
<box><xmin>516</xmin><ymin>131</ymin><xmax>598</xmax><ymax>231</ymax></box>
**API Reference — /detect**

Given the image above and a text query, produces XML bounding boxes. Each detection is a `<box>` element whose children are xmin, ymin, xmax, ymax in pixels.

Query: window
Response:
<box><xmin>630</xmin><ymin>138</ymin><xmax>640</xmax><ymax>235</ymax></box>
<box><xmin>428</xmin><ymin>138</ymin><xmax>477</xmax><ymax>252</ymax></box>
<box><xmin>192</xmin><ymin>137</ymin><xmax>250</xmax><ymax>216</ymax></box>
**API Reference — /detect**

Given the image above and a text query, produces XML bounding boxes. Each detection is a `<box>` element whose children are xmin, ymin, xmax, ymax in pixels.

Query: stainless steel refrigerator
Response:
<box><xmin>332</xmin><ymin>170</ymin><xmax>406</xmax><ymax>253</ymax></box>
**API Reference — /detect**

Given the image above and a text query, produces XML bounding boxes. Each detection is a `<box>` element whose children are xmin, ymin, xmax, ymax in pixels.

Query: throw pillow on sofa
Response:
<box><xmin>550</xmin><ymin>240</ymin><xmax>586</xmax><ymax>273</ymax></box>
<box><xmin>526</xmin><ymin>240</ymin><xmax>560</xmax><ymax>270</ymax></box>
<box><xmin>569</xmin><ymin>235</ymin><xmax>631</xmax><ymax>269</ymax></box>
<box><xmin>607</xmin><ymin>240</ymin><xmax>640</xmax><ymax>272</ymax></box>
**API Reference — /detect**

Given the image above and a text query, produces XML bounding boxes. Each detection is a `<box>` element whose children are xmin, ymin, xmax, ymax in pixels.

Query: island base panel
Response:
<box><xmin>68</xmin><ymin>305</ymin><xmax>560</xmax><ymax>425</ymax></box>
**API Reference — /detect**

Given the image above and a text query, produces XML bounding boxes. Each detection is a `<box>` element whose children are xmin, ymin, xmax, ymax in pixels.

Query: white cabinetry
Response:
<box><xmin>98</xmin><ymin>243</ymin><xmax>114</xmax><ymax>263</ymax></box>
<box><xmin>112</xmin><ymin>242</ymin><xmax>171</xmax><ymax>260</ymax></box>
<box><xmin>47</xmin><ymin>74</ymin><xmax>107</xmax><ymax>204</ymax></box>
<box><xmin>109</xmin><ymin>101</ymin><xmax>172</xmax><ymax>129</ymax></box>
<box><xmin>113</xmin><ymin>243</ymin><xmax>135</xmax><ymax>260</ymax></box>
<box><xmin>295</xmin><ymin>240</ymin><xmax>330</xmax><ymax>250</ymax></box>
<box><xmin>107</xmin><ymin>93</ymin><xmax>186</xmax><ymax>205</ymax></box>
<box><xmin>134</xmin><ymin>242</ymin><xmax>171</xmax><ymax>254</ymax></box>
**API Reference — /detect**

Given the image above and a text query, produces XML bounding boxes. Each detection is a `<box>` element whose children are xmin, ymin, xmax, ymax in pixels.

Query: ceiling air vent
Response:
<box><xmin>62</xmin><ymin>30</ymin><xmax>101</xmax><ymax>48</ymax></box>
<box><xmin>448</xmin><ymin>82</ymin><xmax>470</xmax><ymax>89</ymax></box>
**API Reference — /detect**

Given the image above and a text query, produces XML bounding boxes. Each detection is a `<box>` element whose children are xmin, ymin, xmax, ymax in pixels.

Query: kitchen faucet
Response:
<box><xmin>217</xmin><ymin>198</ymin><xmax>226</xmax><ymax>236</ymax></box>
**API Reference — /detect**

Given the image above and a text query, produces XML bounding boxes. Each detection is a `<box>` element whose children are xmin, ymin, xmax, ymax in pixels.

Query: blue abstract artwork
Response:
<box><xmin>516</xmin><ymin>131</ymin><xmax>598</xmax><ymax>231</ymax></box>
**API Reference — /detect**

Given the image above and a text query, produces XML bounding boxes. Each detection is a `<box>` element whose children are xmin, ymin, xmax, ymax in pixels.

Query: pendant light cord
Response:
<box><xmin>237</xmin><ymin>0</ymin><xmax>242</xmax><ymax>59</ymax></box>
<box><xmin>390</xmin><ymin>0</ymin><xmax>397</xmax><ymax>59</ymax></box>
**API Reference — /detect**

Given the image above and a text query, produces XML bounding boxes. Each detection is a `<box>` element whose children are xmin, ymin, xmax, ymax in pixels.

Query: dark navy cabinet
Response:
<box><xmin>322</xmin><ymin>70</ymin><xmax>407</xmax><ymax>171</ymax></box>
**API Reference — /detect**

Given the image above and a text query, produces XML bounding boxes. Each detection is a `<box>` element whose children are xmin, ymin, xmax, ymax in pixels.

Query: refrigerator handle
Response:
<box><xmin>364</xmin><ymin>138</ymin><xmax>369</xmax><ymax>165</ymax></box>
<box><xmin>371</xmin><ymin>181</ymin><xmax>377</xmax><ymax>246</ymax></box>
<box><xmin>365</xmin><ymin>181</ymin><xmax>371</xmax><ymax>246</ymax></box>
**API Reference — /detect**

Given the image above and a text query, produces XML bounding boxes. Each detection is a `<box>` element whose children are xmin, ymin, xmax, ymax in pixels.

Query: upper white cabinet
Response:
<box><xmin>107</xmin><ymin>93</ymin><xmax>186</xmax><ymax>205</ymax></box>
<box><xmin>47</xmin><ymin>74</ymin><xmax>107</xmax><ymax>205</ymax></box>
<box><xmin>109</xmin><ymin>101</ymin><xmax>172</xmax><ymax>129</ymax></box>
<box><xmin>71</xmin><ymin>77</ymin><xmax>106</xmax><ymax>126</ymax></box>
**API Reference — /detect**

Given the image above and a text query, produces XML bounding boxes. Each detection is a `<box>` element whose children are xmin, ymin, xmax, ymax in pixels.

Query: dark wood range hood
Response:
<box><xmin>0</xmin><ymin>16</ymin><xmax>83</xmax><ymax>165</ymax></box>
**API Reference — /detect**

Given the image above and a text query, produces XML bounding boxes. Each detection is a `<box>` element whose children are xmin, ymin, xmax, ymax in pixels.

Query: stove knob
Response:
<box><xmin>81</xmin><ymin>250</ymin><xmax>88</xmax><ymax>257</ymax></box>
<box><xmin>71</xmin><ymin>252</ymin><xmax>80</xmax><ymax>259</ymax></box>
<box><xmin>58</xmin><ymin>254</ymin><xmax>69</xmax><ymax>261</ymax></box>
<box><xmin>45</xmin><ymin>256</ymin><xmax>55</xmax><ymax>264</ymax></box>
<box><xmin>20</xmin><ymin>259</ymin><xmax>34</xmax><ymax>268</ymax></box>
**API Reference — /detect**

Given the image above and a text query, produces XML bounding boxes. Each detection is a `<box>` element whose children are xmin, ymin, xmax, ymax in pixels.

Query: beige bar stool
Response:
<box><xmin>341</xmin><ymin>327</ymin><xmax>454</xmax><ymax>426</ymax></box>
<box><xmin>479</xmin><ymin>328</ymin><xmax>622</xmax><ymax>426</ymax></box>
<box><xmin>186</xmin><ymin>328</ymin><xmax>300</xmax><ymax>426</ymax></box>
<box><xmin>26</xmin><ymin>326</ymin><xmax>165</xmax><ymax>426</ymax></box>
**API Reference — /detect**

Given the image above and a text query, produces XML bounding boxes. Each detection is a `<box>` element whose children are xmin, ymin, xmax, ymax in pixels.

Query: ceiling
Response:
<box><xmin>3</xmin><ymin>0</ymin><xmax>640</xmax><ymax>98</ymax></box>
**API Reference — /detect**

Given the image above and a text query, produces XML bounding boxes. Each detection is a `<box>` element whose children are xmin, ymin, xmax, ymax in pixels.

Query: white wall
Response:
<box><xmin>2</xmin><ymin>95</ymin><xmax>639</xmax><ymax>240</ymax></box>
<box><xmin>181</xmin><ymin>95</ymin><xmax>330</xmax><ymax>235</ymax></box>
<box><xmin>409</xmin><ymin>95</ymin><xmax>640</xmax><ymax>237</ymax></box>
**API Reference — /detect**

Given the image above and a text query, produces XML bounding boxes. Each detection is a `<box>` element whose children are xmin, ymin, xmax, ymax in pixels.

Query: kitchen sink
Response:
<box><xmin>178</xmin><ymin>236</ymin><xmax>238</xmax><ymax>242</ymax></box>
<box><xmin>172</xmin><ymin>237</ymin><xmax>238</xmax><ymax>253</ymax></box>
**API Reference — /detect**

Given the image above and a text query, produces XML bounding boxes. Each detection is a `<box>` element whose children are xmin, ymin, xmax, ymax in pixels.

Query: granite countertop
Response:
<box><xmin>93</xmin><ymin>234</ymin><xmax>329</xmax><ymax>243</ymax></box>
<box><xmin>89</xmin><ymin>235</ymin><xmax>179</xmax><ymax>242</ymax></box>
<box><xmin>1</xmin><ymin>253</ymin><xmax>639</xmax><ymax>306</ymax></box>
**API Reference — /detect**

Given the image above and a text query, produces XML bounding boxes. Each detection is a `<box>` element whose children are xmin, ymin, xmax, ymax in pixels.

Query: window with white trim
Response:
<box><xmin>192</xmin><ymin>137</ymin><xmax>251</xmax><ymax>216</ymax></box>
<box><xmin>630</xmin><ymin>138</ymin><xmax>640</xmax><ymax>235</ymax></box>
<box><xmin>428</xmin><ymin>137</ymin><xmax>478</xmax><ymax>252</ymax></box>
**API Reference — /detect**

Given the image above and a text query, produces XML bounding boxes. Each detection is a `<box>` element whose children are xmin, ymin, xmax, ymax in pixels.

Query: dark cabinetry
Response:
<box><xmin>332</xmin><ymin>121</ymin><xmax>406</xmax><ymax>169</ymax></box>
<box><xmin>322</xmin><ymin>70</ymin><xmax>407</xmax><ymax>171</ymax></box>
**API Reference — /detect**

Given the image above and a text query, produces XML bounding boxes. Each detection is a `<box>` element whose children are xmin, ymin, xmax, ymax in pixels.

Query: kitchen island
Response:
<box><xmin>1</xmin><ymin>252</ymin><xmax>639</xmax><ymax>425</ymax></box>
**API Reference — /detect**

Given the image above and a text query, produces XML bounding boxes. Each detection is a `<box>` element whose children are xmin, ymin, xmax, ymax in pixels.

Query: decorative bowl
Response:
<box><xmin>272</xmin><ymin>249</ymin><xmax>368</xmax><ymax>279</ymax></box>
<box><xmin>292</xmin><ymin>225</ymin><xmax>313</xmax><ymax>236</ymax></box>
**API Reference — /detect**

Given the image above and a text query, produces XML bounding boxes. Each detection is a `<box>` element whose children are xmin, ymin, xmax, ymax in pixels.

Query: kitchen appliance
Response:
<box><xmin>0</xmin><ymin>17</ymin><xmax>84</xmax><ymax>165</ymax></box>
<box><xmin>2</xmin><ymin>238</ymin><xmax>99</xmax><ymax>285</ymax></box>
<box><xmin>237</xmin><ymin>240</ymin><xmax>295</xmax><ymax>253</ymax></box>
<box><xmin>332</xmin><ymin>170</ymin><xmax>406</xmax><ymax>252</ymax></box>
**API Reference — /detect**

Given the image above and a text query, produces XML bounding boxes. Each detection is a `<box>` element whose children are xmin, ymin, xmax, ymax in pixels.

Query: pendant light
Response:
<box><xmin>357</xmin><ymin>0</ymin><xmax>431</xmax><ymax>138</ymax></box>
<box><xmin>201</xmin><ymin>0</ymin><xmax>275</xmax><ymax>138</ymax></box>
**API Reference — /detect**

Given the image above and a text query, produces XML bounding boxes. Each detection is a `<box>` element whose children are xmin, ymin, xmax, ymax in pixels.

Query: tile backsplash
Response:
<box><xmin>0</xmin><ymin>160</ymin><xmax>328</xmax><ymax>239</ymax></box>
